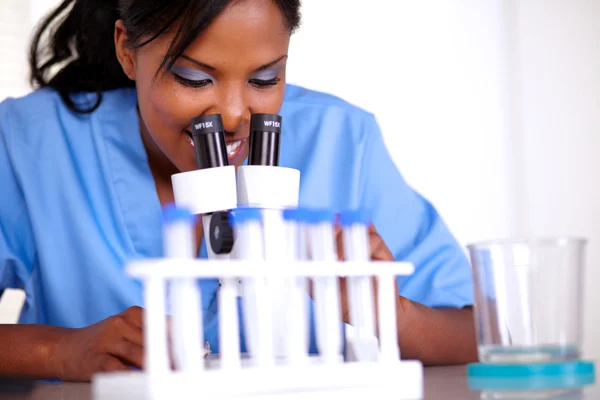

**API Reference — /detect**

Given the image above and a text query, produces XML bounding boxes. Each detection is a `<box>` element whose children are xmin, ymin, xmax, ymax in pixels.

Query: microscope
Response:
<box><xmin>170</xmin><ymin>112</ymin><xmax>301</xmax><ymax>360</ymax></box>
<box><xmin>170</xmin><ymin>113</ymin><xmax>300</xmax><ymax>260</ymax></box>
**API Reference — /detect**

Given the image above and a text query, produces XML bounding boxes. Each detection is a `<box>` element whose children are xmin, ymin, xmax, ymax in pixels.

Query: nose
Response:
<box><xmin>208</xmin><ymin>85</ymin><xmax>250</xmax><ymax>135</ymax></box>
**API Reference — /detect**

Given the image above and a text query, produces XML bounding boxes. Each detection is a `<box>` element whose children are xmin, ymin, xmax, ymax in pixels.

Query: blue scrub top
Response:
<box><xmin>0</xmin><ymin>84</ymin><xmax>473</xmax><ymax>354</ymax></box>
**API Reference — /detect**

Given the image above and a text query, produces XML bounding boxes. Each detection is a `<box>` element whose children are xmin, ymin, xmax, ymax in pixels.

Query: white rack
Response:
<box><xmin>92</xmin><ymin>258</ymin><xmax>423</xmax><ymax>400</ymax></box>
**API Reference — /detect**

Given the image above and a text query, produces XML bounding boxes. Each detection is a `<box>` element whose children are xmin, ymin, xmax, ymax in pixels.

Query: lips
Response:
<box><xmin>226</xmin><ymin>139</ymin><xmax>243</xmax><ymax>157</ymax></box>
<box><xmin>186</xmin><ymin>131</ymin><xmax>246</xmax><ymax>162</ymax></box>
<box><xmin>224</xmin><ymin>137</ymin><xmax>246</xmax><ymax>160</ymax></box>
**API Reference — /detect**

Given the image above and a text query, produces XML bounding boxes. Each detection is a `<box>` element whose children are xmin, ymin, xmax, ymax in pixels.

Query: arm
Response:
<box><xmin>337</xmin><ymin>224</ymin><xmax>477</xmax><ymax>365</ymax></box>
<box><xmin>396</xmin><ymin>300</ymin><xmax>477</xmax><ymax>365</ymax></box>
<box><xmin>0</xmin><ymin>311</ymin><xmax>145</xmax><ymax>381</ymax></box>
<box><xmin>355</xmin><ymin>114</ymin><xmax>477</xmax><ymax>365</ymax></box>
<box><xmin>0</xmin><ymin>325</ymin><xmax>68</xmax><ymax>379</ymax></box>
<box><xmin>0</xmin><ymin>100</ymin><xmax>145</xmax><ymax>382</ymax></box>
<box><xmin>392</xmin><ymin>270</ymin><xmax>478</xmax><ymax>365</ymax></box>
<box><xmin>0</xmin><ymin>100</ymin><xmax>59</xmax><ymax>379</ymax></box>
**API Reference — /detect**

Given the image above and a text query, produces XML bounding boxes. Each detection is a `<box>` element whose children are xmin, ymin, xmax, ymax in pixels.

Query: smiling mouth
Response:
<box><xmin>185</xmin><ymin>131</ymin><xmax>247</xmax><ymax>162</ymax></box>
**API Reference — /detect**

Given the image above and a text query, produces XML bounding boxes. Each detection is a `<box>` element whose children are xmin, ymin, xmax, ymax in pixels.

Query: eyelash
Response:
<box><xmin>249</xmin><ymin>77</ymin><xmax>281</xmax><ymax>88</ymax></box>
<box><xmin>172</xmin><ymin>73</ymin><xmax>212</xmax><ymax>88</ymax></box>
<box><xmin>172</xmin><ymin>72</ymin><xmax>280</xmax><ymax>89</ymax></box>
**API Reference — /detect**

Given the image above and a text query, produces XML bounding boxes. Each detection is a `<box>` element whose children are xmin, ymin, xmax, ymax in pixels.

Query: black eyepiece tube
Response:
<box><xmin>248</xmin><ymin>113</ymin><xmax>282</xmax><ymax>166</ymax></box>
<box><xmin>190</xmin><ymin>114</ymin><xmax>229</xmax><ymax>169</ymax></box>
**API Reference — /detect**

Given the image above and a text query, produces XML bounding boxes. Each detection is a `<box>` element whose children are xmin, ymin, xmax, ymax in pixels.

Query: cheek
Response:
<box><xmin>136</xmin><ymin>72</ymin><xmax>212</xmax><ymax>172</ymax></box>
<box><xmin>249</xmin><ymin>82</ymin><xmax>287</xmax><ymax>112</ymax></box>
<box><xmin>142</xmin><ymin>80</ymin><xmax>202</xmax><ymax>133</ymax></box>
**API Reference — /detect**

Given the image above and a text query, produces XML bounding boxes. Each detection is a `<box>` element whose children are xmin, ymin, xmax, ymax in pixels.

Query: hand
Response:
<box><xmin>334</xmin><ymin>221</ymin><xmax>478</xmax><ymax>365</ymax></box>
<box><xmin>49</xmin><ymin>306</ymin><xmax>145</xmax><ymax>382</ymax></box>
<box><xmin>334</xmin><ymin>222</ymin><xmax>404</xmax><ymax>325</ymax></box>
<box><xmin>334</xmin><ymin>222</ymin><xmax>394</xmax><ymax>262</ymax></box>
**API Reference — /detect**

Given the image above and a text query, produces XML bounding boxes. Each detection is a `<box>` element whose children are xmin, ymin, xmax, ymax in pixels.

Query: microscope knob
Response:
<box><xmin>209</xmin><ymin>211</ymin><xmax>235</xmax><ymax>255</ymax></box>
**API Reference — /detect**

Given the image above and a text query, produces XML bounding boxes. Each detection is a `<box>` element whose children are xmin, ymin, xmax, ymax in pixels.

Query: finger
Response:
<box><xmin>98</xmin><ymin>354</ymin><xmax>134</xmax><ymax>373</ymax></box>
<box><xmin>106</xmin><ymin>338</ymin><xmax>144</xmax><ymax>369</ymax></box>
<box><xmin>369</xmin><ymin>231</ymin><xmax>394</xmax><ymax>261</ymax></box>
<box><xmin>116</xmin><ymin>317</ymin><xmax>144</xmax><ymax>347</ymax></box>
<box><xmin>334</xmin><ymin>223</ymin><xmax>346</xmax><ymax>261</ymax></box>
<box><xmin>334</xmin><ymin>221</ymin><xmax>342</xmax><ymax>236</ymax></box>
<box><xmin>106</xmin><ymin>316</ymin><xmax>145</xmax><ymax>368</ymax></box>
<box><xmin>166</xmin><ymin>315</ymin><xmax>173</xmax><ymax>341</ymax></box>
<box><xmin>369</xmin><ymin>238</ymin><xmax>388</xmax><ymax>260</ymax></box>
<box><xmin>122</xmin><ymin>306</ymin><xmax>144</xmax><ymax>330</ymax></box>
<box><xmin>334</xmin><ymin>222</ymin><xmax>354</xmax><ymax>323</ymax></box>
<box><xmin>121</xmin><ymin>308</ymin><xmax>173</xmax><ymax>369</ymax></box>
<box><xmin>339</xmin><ymin>277</ymin><xmax>350</xmax><ymax>323</ymax></box>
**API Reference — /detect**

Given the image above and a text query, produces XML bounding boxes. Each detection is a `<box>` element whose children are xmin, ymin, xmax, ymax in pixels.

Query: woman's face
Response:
<box><xmin>115</xmin><ymin>0</ymin><xmax>291</xmax><ymax>173</ymax></box>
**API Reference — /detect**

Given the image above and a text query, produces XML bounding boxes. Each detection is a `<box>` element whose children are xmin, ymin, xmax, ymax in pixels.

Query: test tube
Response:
<box><xmin>162</xmin><ymin>205</ymin><xmax>204</xmax><ymax>372</ymax></box>
<box><xmin>144</xmin><ymin>276</ymin><xmax>170</xmax><ymax>375</ymax></box>
<box><xmin>282</xmin><ymin>208</ymin><xmax>310</xmax><ymax>366</ymax></box>
<box><xmin>217</xmin><ymin>218</ymin><xmax>242</xmax><ymax>371</ymax></box>
<box><xmin>340</xmin><ymin>209</ymin><xmax>379</xmax><ymax>362</ymax></box>
<box><xmin>377</xmin><ymin>271</ymin><xmax>400</xmax><ymax>363</ymax></box>
<box><xmin>261</xmin><ymin>207</ymin><xmax>289</xmax><ymax>360</ymax></box>
<box><xmin>229</xmin><ymin>208</ymin><xmax>274</xmax><ymax>368</ymax></box>
<box><xmin>306</xmin><ymin>209</ymin><xmax>343</xmax><ymax>364</ymax></box>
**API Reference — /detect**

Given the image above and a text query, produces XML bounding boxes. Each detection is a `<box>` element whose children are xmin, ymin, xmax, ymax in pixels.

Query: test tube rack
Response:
<box><xmin>91</xmin><ymin>207</ymin><xmax>424</xmax><ymax>400</ymax></box>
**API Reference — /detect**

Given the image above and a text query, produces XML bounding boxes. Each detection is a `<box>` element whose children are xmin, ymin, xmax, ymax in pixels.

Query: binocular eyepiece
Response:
<box><xmin>190</xmin><ymin>113</ymin><xmax>282</xmax><ymax>169</ymax></box>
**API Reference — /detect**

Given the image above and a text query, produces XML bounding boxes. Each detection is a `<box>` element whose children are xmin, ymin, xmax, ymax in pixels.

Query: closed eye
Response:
<box><xmin>170</xmin><ymin>65</ymin><xmax>215</xmax><ymax>89</ymax></box>
<box><xmin>172</xmin><ymin>73</ymin><xmax>213</xmax><ymax>88</ymax></box>
<box><xmin>249</xmin><ymin>77</ymin><xmax>281</xmax><ymax>88</ymax></box>
<box><xmin>249</xmin><ymin>67</ymin><xmax>282</xmax><ymax>89</ymax></box>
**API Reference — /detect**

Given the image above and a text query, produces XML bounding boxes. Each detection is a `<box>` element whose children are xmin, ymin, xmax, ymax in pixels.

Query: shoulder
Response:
<box><xmin>283</xmin><ymin>84</ymin><xmax>370</xmax><ymax>112</ymax></box>
<box><xmin>0</xmin><ymin>88</ymin><xmax>136</xmax><ymax>157</ymax></box>
<box><xmin>0</xmin><ymin>87</ymin><xmax>136</xmax><ymax>133</ymax></box>
<box><xmin>279</xmin><ymin>84</ymin><xmax>382</xmax><ymax>166</ymax></box>
<box><xmin>282</xmin><ymin>84</ymin><xmax>376</xmax><ymax>124</ymax></box>
<box><xmin>0</xmin><ymin>89</ymin><xmax>63</xmax><ymax>141</ymax></box>
<box><xmin>1</xmin><ymin>88</ymin><xmax>86</xmax><ymax>136</ymax></box>
<box><xmin>278</xmin><ymin>85</ymin><xmax>389</xmax><ymax>209</ymax></box>
<box><xmin>1</xmin><ymin>88</ymin><xmax>63</xmax><ymax>115</ymax></box>
<box><xmin>281</xmin><ymin>84</ymin><xmax>379</xmax><ymax>138</ymax></box>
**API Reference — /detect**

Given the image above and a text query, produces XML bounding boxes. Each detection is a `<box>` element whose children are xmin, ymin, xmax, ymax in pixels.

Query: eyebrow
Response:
<box><xmin>181</xmin><ymin>54</ymin><xmax>288</xmax><ymax>72</ymax></box>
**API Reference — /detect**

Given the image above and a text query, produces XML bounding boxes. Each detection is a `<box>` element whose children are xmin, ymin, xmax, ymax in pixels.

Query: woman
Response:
<box><xmin>0</xmin><ymin>0</ymin><xmax>477</xmax><ymax>382</ymax></box>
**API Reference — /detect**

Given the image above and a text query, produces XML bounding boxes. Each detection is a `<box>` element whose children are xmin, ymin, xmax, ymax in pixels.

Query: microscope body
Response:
<box><xmin>170</xmin><ymin>113</ymin><xmax>299</xmax><ymax>360</ymax></box>
<box><xmin>170</xmin><ymin>113</ymin><xmax>300</xmax><ymax>260</ymax></box>
<box><xmin>171</xmin><ymin>165</ymin><xmax>238</xmax><ymax>260</ymax></box>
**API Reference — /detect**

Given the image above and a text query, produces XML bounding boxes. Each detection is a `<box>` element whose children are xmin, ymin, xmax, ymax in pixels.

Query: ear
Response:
<box><xmin>114</xmin><ymin>20</ymin><xmax>136</xmax><ymax>80</ymax></box>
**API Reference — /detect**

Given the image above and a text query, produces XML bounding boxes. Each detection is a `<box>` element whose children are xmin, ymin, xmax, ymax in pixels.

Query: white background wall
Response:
<box><xmin>1</xmin><ymin>0</ymin><xmax>599</xmax><ymax>359</ymax></box>
<box><xmin>514</xmin><ymin>0</ymin><xmax>600</xmax><ymax>358</ymax></box>
<box><xmin>287</xmin><ymin>1</ymin><xmax>518</xmax><ymax>246</ymax></box>
<box><xmin>0</xmin><ymin>0</ymin><xmax>31</xmax><ymax>98</ymax></box>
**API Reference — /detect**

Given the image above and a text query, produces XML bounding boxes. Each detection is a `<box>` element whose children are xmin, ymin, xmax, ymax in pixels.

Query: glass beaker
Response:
<box><xmin>468</xmin><ymin>237</ymin><xmax>586</xmax><ymax>364</ymax></box>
